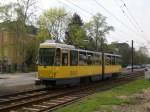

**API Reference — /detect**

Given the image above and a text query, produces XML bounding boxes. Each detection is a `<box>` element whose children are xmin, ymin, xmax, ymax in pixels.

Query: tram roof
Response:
<box><xmin>40</xmin><ymin>40</ymin><xmax>121</xmax><ymax>57</ymax></box>
<box><xmin>105</xmin><ymin>53</ymin><xmax>121</xmax><ymax>57</ymax></box>
<box><xmin>74</xmin><ymin>49</ymin><xmax>121</xmax><ymax>57</ymax></box>
<box><xmin>40</xmin><ymin>41</ymin><xmax>75</xmax><ymax>49</ymax></box>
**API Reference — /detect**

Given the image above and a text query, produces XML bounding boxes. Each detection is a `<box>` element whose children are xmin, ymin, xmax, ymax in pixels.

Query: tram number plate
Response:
<box><xmin>49</xmin><ymin>72</ymin><xmax>56</xmax><ymax>78</ymax></box>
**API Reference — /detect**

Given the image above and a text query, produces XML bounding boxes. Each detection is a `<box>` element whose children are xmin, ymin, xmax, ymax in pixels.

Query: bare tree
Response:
<box><xmin>0</xmin><ymin>0</ymin><xmax>38</xmax><ymax>70</ymax></box>
<box><xmin>38</xmin><ymin>8</ymin><xmax>70</xmax><ymax>42</ymax></box>
<box><xmin>84</xmin><ymin>13</ymin><xmax>114</xmax><ymax>51</ymax></box>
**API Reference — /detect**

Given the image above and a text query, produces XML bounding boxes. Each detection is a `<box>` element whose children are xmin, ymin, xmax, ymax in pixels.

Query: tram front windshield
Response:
<box><xmin>39</xmin><ymin>48</ymin><xmax>55</xmax><ymax>66</ymax></box>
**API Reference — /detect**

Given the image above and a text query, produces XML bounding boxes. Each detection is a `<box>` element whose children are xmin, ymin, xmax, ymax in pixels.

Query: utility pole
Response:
<box><xmin>131</xmin><ymin>40</ymin><xmax>134</xmax><ymax>72</ymax></box>
<box><xmin>101</xmin><ymin>37</ymin><xmax>105</xmax><ymax>80</ymax></box>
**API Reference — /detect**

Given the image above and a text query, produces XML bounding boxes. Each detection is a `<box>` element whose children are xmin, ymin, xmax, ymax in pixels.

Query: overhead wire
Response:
<box><xmin>113</xmin><ymin>0</ymin><xmax>139</xmax><ymax>32</ymax></box>
<box><xmin>93</xmin><ymin>0</ymin><xmax>138</xmax><ymax>34</ymax></box>
<box><xmin>65</xmin><ymin>0</ymin><xmax>93</xmax><ymax>15</ymax></box>
<box><xmin>57</xmin><ymin>0</ymin><xmax>93</xmax><ymax>16</ymax></box>
<box><xmin>112</xmin><ymin>0</ymin><xmax>148</xmax><ymax>45</ymax></box>
<box><xmin>120</xmin><ymin>0</ymin><xmax>143</xmax><ymax>32</ymax></box>
<box><xmin>93</xmin><ymin>0</ymin><xmax>149</xmax><ymax>45</ymax></box>
<box><xmin>53</xmin><ymin>0</ymin><xmax>149</xmax><ymax>49</ymax></box>
<box><xmin>56</xmin><ymin>0</ymin><xmax>80</xmax><ymax>14</ymax></box>
<box><xmin>119</xmin><ymin>0</ymin><xmax>150</xmax><ymax>45</ymax></box>
<box><xmin>57</xmin><ymin>0</ymin><xmax>137</xmax><ymax>42</ymax></box>
<box><xmin>62</xmin><ymin>0</ymin><xmax>144</xmax><ymax>42</ymax></box>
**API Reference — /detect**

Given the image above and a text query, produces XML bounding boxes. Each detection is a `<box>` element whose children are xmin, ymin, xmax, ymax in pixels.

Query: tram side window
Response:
<box><xmin>116</xmin><ymin>57</ymin><xmax>122</xmax><ymax>65</ymax></box>
<box><xmin>70</xmin><ymin>50</ymin><xmax>78</xmax><ymax>66</ymax></box>
<box><xmin>115</xmin><ymin>57</ymin><xmax>118</xmax><ymax>65</ymax></box>
<box><xmin>119</xmin><ymin>57</ymin><xmax>122</xmax><ymax>64</ymax></box>
<box><xmin>93</xmin><ymin>54</ymin><xmax>97</xmax><ymax>65</ymax></box>
<box><xmin>91</xmin><ymin>53</ymin><xmax>94</xmax><ymax>65</ymax></box>
<box><xmin>62</xmin><ymin>50</ymin><xmax>68</xmax><ymax>66</ymax></box>
<box><xmin>99</xmin><ymin>54</ymin><xmax>102</xmax><ymax>65</ymax></box>
<box><xmin>112</xmin><ymin>56</ymin><xmax>115</xmax><ymax>65</ymax></box>
<box><xmin>79</xmin><ymin>51</ymin><xmax>87</xmax><ymax>66</ymax></box>
<box><xmin>87</xmin><ymin>53</ymin><xmax>94</xmax><ymax>65</ymax></box>
<box><xmin>106</xmin><ymin>55</ymin><xmax>111</xmax><ymax>65</ymax></box>
<box><xmin>95</xmin><ymin>54</ymin><xmax>101</xmax><ymax>65</ymax></box>
<box><xmin>56</xmin><ymin>48</ymin><xmax>61</xmax><ymax>66</ymax></box>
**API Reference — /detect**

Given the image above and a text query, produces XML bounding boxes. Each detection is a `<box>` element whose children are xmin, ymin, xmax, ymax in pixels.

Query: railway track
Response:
<box><xmin>0</xmin><ymin>71</ymin><xmax>144</xmax><ymax>112</ymax></box>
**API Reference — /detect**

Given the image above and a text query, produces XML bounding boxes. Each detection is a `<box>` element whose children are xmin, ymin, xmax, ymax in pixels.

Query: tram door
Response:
<box><xmin>70</xmin><ymin>50</ymin><xmax>78</xmax><ymax>77</ymax></box>
<box><xmin>54</xmin><ymin>48</ymin><xmax>61</xmax><ymax>78</ymax></box>
<box><xmin>62</xmin><ymin>49</ymin><xmax>69</xmax><ymax>66</ymax></box>
<box><xmin>56</xmin><ymin>48</ymin><xmax>61</xmax><ymax>66</ymax></box>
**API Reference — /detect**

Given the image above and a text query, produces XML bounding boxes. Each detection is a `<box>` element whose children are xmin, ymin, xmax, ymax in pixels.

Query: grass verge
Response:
<box><xmin>56</xmin><ymin>78</ymin><xmax>150</xmax><ymax>112</ymax></box>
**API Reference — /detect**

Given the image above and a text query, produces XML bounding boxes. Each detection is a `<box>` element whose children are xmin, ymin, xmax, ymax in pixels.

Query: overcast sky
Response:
<box><xmin>1</xmin><ymin>0</ymin><xmax>150</xmax><ymax>49</ymax></box>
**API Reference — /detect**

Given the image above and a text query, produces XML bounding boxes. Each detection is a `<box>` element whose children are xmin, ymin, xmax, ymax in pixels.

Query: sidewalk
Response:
<box><xmin>0</xmin><ymin>72</ymin><xmax>37</xmax><ymax>86</ymax></box>
<box><xmin>0</xmin><ymin>72</ymin><xmax>42</xmax><ymax>96</ymax></box>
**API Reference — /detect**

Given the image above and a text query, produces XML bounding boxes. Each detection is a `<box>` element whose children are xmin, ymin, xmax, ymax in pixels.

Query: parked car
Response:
<box><xmin>146</xmin><ymin>64</ymin><xmax>150</xmax><ymax>69</ymax></box>
<box><xmin>126</xmin><ymin>65</ymin><xmax>132</xmax><ymax>70</ymax></box>
<box><xmin>134</xmin><ymin>65</ymin><xmax>141</xmax><ymax>69</ymax></box>
<box><xmin>126</xmin><ymin>65</ymin><xmax>142</xmax><ymax>70</ymax></box>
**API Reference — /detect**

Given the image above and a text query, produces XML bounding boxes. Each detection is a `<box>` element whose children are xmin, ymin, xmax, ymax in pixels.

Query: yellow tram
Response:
<box><xmin>37</xmin><ymin>40</ymin><xmax>122</xmax><ymax>86</ymax></box>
